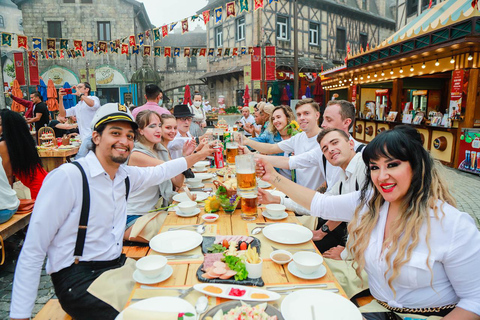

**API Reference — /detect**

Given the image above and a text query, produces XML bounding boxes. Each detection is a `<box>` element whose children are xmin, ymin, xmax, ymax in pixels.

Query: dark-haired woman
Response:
<box><xmin>256</xmin><ymin>125</ymin><xmax>480</xmax><ymax>319</ymax></box>
<box><xmin>0</xmin><ymin>109</ymin><xmax>47</xmax><ymax>199</ymax></box>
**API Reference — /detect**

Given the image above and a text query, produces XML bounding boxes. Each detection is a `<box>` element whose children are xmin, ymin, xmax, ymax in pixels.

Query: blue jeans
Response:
<box><xmin>0</xmin><ymin>208</ymin><xmax>17</xmax><ymax>224</ymax></box>
<box><xmin>75</xmin><ymin>138</ymin><xmax>93</xmax><ymax>159</ymax></box>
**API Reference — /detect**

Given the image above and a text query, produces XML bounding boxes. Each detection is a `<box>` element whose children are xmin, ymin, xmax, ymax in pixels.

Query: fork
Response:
<box><xmin>271</xmin><ymin>245</ymin><xmax>316</xmax><ymax>252</ymax></box>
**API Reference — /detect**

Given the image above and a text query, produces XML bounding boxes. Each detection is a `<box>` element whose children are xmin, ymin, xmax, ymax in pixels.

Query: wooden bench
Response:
<box><xmin>0</xmin><ymin>212</ymin><xmax>32</xmax><ymax>240</ymax></box>
<box><xmin>33</xmin><ymin>299</ymin><xmax>71</xmax><ymax>320</ymax></box>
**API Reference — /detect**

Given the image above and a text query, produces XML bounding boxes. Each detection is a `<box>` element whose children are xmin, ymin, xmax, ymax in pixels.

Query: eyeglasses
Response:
<box><xmin>178</xmin><ymin>117</ymin><xmax>193</xmax><ymax>122</ymax></box>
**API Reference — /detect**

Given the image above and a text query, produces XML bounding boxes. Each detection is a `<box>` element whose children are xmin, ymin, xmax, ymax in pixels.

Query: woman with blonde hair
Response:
<box><xmin>125</xmin><ymin>110</ymin><xmax>185</xmax><ymax>242</ymax></box>
<box><xmin>256</xmin><ymin>125</ymin><xmax>480</xmax><ymax>319</ymax></box>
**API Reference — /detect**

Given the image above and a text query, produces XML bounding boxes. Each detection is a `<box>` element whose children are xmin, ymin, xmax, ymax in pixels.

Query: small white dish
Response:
<box><xmin>133</xmin><ymin>265</ymin><xmax>173</xmax><ymax>284</ymax></box>
<box><xmin>193</xmin><ymin>165</ymin><xmax>208</xmax><ymax>172</ymax></box>
<box><xmin>261</xmin><ymin>210</ymin><xmax>288</xmax><ymax>221</ymax></box>
<box><xmin>287</xmin><ymin>261</ymin><xmax>326</xmax><ymax>280</ymax></box>
<box><xmin>186</xmin><ymin>177</ymin><xmax>203</xmax><ymax>187</ymax></box>
<box><xmin>202</xmin><ymin>213</ymin><xmax>219</xmax><ymax>222</ymax></box>
<box><xmin>185</xmin><ymin>183</ymin><xmax>205</xmax><ymax>189</ymax></box>
<box><xmin>270</xmin><ymin>250</ymin><xmax>293</xmax><ymax>265</ymax></box>
<box><xmin>175</xmin><ymin>207</ymin><xmax>201</xmax><ymax>217</ymax></box>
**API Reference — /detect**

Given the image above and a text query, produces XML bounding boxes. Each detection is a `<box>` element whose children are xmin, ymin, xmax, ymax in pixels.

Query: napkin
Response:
<box><xmin>87</xmin><ymin>258</ymin><xmax>136</xmax><ymax>311</ymax></box>
<box><xmin>324</xmin><ymin>258</ymin><xmax>368</xmax><ymax>299</ymax></box>
<box><xmin>247</xmin><ymin>223</ymin><xmax>317</xmax><ymax>259</ymax></box>
<box><xmin>123</xmin><ymin>309</ymin><xmax>194</xmax><ymax>320</ymax></box>
<box><xmin>129</xmin><ymin>211</ymin><xmax>168</xmax><ymax>242</ymax></box>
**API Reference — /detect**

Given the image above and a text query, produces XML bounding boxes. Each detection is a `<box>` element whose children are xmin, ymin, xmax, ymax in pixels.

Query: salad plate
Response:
<box><xmin>150</xmin><ymin>230</ymin><xmax>203</xmax><ymax>254</ymax></box>
<box><xmin>194</xmin><ymin>283</ymin><xmax>280</xmax><ymax>302</ymax></box>
<box><xmin>201</xmin><ymin>301</ymin><xmax>283</xmax><ymax>320</ymax></box>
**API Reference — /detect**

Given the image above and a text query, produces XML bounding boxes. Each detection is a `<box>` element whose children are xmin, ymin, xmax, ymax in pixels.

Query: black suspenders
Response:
<box><xmin>71</xmin><ymin>162</ymin><xmax>130</xmax><ymax>264</ymax></box>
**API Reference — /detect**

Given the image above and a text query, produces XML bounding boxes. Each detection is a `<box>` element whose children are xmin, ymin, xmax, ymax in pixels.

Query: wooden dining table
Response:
<box><xmin>38</xmin><ymin>146</ymin><xmax>79</xmax><ymax>172</ymax></box>
<box><xmin>122</xmin><ymin>167</ymin><xmax>348</xmax><ymax>317</ymax></box>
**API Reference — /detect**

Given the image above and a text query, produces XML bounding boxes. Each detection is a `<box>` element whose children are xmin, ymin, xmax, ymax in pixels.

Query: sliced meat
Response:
<box><xmin>213</xmin><ymin>261</ymin><xmax>226</xmax><ymax>269</ymax></box>
<box><xmin>219</xmin><ymin>270</ymin><xmax>237</xmax><ymax>279</ymax></box>
<box><xmin>202</xmin><ymin>272</ymin><xmax>216</xmax><ymax>279</ymax></box>
<box><xmin>203</xmin><ymin>253</ymin><xmax>224</xmax><ymax>270</ymax></box>
<box><xmin>213</xmin><ymin>267</ymin><xmax>227</xmax><ymax>275</ymax></box>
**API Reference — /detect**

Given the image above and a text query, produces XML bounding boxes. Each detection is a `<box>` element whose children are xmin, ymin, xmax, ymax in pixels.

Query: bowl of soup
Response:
<box><xmin>270</xmin><ymin>250</ymin><xmax>293</xmax><ymax>265</ymax></box>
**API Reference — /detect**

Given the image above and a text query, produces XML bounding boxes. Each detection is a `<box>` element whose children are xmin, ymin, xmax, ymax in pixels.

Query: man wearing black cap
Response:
<box><xmin>10</xmin><ymin>103</ymin><xmax>214</xmax><ymax>320</ymax></box>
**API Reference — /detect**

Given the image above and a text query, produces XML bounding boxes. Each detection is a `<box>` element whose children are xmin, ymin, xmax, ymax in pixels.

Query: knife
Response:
<box><xmin>163</xmin><ymin>254</ymin><xmax>201</xmax><ymax>259</ymax></box>
<box><xmin>178</xmin><ymin>286</ymin><xmax>195</xmax><ymax>299</ymax></box>
<box><xmin>277</xmin><ymin>288</ymin><xmax>339</xmax><ymax>294</ymax></box>
<box><xmin>266</xmin><ymin>284</ymin><xmax>327</xmax><ymax>291</ymax></box>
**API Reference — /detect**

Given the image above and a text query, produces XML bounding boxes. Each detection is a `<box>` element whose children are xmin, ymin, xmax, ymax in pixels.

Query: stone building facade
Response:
<box><xmin>198</xmin><ymin>0</ymin><xmax>396</xmax><ymax>108</ymax></box>
<box><xmin>12</xmin><ymin>0</ymin><xmax>153</xmax><ymax>105</ymax></box>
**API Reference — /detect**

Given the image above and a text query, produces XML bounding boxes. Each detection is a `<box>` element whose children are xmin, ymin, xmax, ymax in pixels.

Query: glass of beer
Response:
<box><xmin>241</xmin><ymin>193</ymin><xmax>258</xmax><ymax>221</ymax></box>
<box><xmin>236</xmin><ymin>154</ymin><xmax>257</xmax><ymax>195</ymax></box>
<box><xmin>233</xmin><ymin>124</ymin><xmax>238</xmax><ymax>131</ymax></box>
<box><xmin>226</xmin><ymin>142</ymin><xmax>239</xmax><ymax>164</ymax></box>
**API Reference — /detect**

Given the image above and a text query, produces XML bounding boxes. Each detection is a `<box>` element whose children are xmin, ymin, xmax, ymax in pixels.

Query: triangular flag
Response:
<box><xmin>121</xmin><ymin>43</ymin><xmax>129</xmax><ymax>54</ymax></box>
<box><xmin>129</xmin><ymin>35</ymin><xmax>136</xmax><ymax>47</ymax></box>
<box><xmin>153</xmin><ymin>28</ymin><xmax>161</xmax><ymax>42</ymax></box>
<box><xmin>199</xmin><ymin>48</ymin><xmax>206</xmax><ymax>56</ymax></box>
<box><xmin>154</xmin><ymin>47</ymin><xmax>161</xmax><ymax>57</ymax></box>
<box><xmin>162</xmin><ymin>25</ymin><xmax>169</xmax><ymax>37</ymax></box>
<box><xmin>173</xmin><ymin>47</ymin><xmax>180</xmax><ymax>57</ymax></box>
<box><xmin>17</xmin><ymin>35</ymin><xmax>28</xmax><ymax>49</ymax></box>
<box><xmin>226</xmin><ymin>2</ymin><xmax>236</xmax><ymax>19</ymax></box>
<box><xmin>254</xmin><ymin>0</ymin><xmax>264</xmax><ymax>11</ymax></box>
<box><xmin>170</xmin><ymin>22</ymin><xmax>177</xmax><ymax>31</ymax></box>
<box><xmin>143</xmin><ymin>45</ymin><xmax>151</xmax><ymax>56</ymax></box>
<box><xmin>47</xmin><ymin>38</ymin><xmax>55</xmax><ymax>50</ymax></box>
<box><xmin>181</xmin><ymin>19</ymin><xmax>189</xmax><ymax>34</ymax></box>
<box><xmin>214</xmin><ymin>7</ymin><xmax>222</xmax><ymax>24</ymax></box>
<box><xmin>184</xmin><ymin>47</ymin><xmax>190</xmax><ymax>57</ymax></box>
<box><xmin>202</xmin><ymin>10</ymin><xmax>210</xmax><ymax>24</ymax></box>
<box><xmin>60</xmin><ymin>39</ymin><xmax>69</xmax><ymax>50</ymax></box>
<box><xmin>1</xmin><ymin>33</ymin><xmax>12</xmax><ymax>47</ymax></box>
<box><xmin>32</xmin><ymin>37</ymin><xmax>42</xmax><ymax>50</ymax></box>
<box><xmin>240</xmin><ymin>0</ymin><xmax>249</xmax><ymax>12</ymax></box>
<box><xmin>164</xmin><ymin>47</ymin><xmax>171</xmax><ymax>57</ymax></box>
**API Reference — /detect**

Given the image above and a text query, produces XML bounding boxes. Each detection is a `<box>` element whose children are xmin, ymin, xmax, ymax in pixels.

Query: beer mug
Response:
<box><xmin>241</xmin><ymin>193</ymin><xmax>258</xmax><ymax>221</ymax></box>
<box><xmin>226</xmin><ymin>142</ymin><xmax>239</xmax><ymax>164</ymax></box>
<box><xmin>235</xmin><ymin>154</ymin><xmax>257</xmax><ymax>195</ymax></box>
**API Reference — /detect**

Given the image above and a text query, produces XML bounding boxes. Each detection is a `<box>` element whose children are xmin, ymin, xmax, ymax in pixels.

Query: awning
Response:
<box><xmin>198</xmin><ymin>66</ymin><xmax>244</xmax><ymax>80</ymax></box>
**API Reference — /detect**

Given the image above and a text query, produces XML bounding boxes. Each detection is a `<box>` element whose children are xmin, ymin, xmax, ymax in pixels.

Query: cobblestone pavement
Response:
<box><xmin>0</xmin><ymin>166</ymin><xmax>478</xmax><ymax>319</ymax></box>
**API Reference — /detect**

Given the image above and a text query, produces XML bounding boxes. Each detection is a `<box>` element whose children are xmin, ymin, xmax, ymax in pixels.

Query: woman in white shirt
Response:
<box><xmin>256</xmin><ymin>125</ymin><xmax>480</xmax><ymax>319</ymax></box>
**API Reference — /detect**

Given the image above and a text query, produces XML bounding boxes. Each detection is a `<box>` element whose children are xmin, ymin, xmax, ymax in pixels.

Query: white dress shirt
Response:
<box><xmin>311</xmin><ymin>191</ymin><xmax>480</xmax><ymax>315</ymax></box>
<box><xmin>65</xmin><ymin>96</ymin><xmax>101</xmax><ymax>141</ymax></box>
<box><xmin>168</xmin><ymin>131</ymin><xmax>193</xmax><ymax>160</ymax></box>
<box><xmin>10</xmin><ymin>151</ymin><xmax>187</xmax><ymax>318</ymax></box>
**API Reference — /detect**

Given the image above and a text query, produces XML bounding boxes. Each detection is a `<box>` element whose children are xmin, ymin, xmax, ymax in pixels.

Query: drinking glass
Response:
<box><xmin>226</xmin><ymin>142</ymin><xmax>239</xmax><ymax>164</ymax></box>
<box><xmin>240</xmin><ymin>193</ymin><xmax>258</xmax><ymax>221</ymax></box>
<box><xmin>235</xmin><ymin>154</ymin><xmax>257</xmax><ymax>195</ymax></box>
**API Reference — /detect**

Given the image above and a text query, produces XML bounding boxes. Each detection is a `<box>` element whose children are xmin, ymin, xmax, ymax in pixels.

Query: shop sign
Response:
<box><xmin>449</xmin><ymin>69</ymin><xmax>465</xmax><ymax>119</ymax></box>
<box><xmin>41</xmin><ymin>67</ymin><xmax>79</xmax><ymax>86</ymax></box>
<box><xmin>375</xmin><ymin>89</ymin><xmax>389</xmax><ymax>94</ymax></box>
<box><xmin>412</xmin><ymin>90</ymin><xmax>428</xmax><ymax>96</ymax></box>
<box><xmin>95</xmin><ymin>66</ymin><xmax>128</xmax><ymax>86</ymax></box>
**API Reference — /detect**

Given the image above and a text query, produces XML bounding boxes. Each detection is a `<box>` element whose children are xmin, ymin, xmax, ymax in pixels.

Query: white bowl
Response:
<box><xmin>196</xmin><ymin>160</ymin><xmax>210</xmax><ymax>167</ymax></box>
<box><xmin>202</xmin><ymin>213</ymin><xmax>219</xmax><ymax>223</ymax></box>
<box><xmin>270</xmin><ymin>250</ymin><xmax>293</xmax><ymax>265</ymax></box>
<box><xmin>293</xmin><ymin>251</ymin><xmax>323</xmax><ymax>275</ymax></box>
<box><xmin>194</xmin><ymin>164</ymin><xmax>208</xmax><ymax>172</ymax></box>
<box><xmin>265</xmin><ymin>204</ymin><xmax>286</xmax><ymax>217</ymax></box>
<box><xmin>136</xmin><ymin>255</ymin><xmax>168</xmax><ymax>279</ymax></box>
<box><xmin>177</xmin><ymin>201</ymin><xmax>197</xmax><ymax>214</ymax></box>
<box><xmin>186</xmin><ymin>178</ymin><xmax>202</xmax><ymax>187</ymax></box>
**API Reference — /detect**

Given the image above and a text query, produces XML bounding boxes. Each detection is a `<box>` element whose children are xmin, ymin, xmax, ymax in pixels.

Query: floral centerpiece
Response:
<box><xmin>216</xmin><ymin>185</ymin><xmax>240</xmax><ymax>213</ymax></box>
<box><xmin>204</xmin><ymin>195</ymin><xmax>221</xmax><ymax>213</ymax></box>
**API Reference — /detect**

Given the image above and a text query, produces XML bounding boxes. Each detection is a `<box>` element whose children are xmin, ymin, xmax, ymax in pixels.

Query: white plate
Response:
<box><xmin>262</xmin><ymin>223</ymin><xmax>313</xmax><ymax>244</ymax></box>
<box><xmin>281</xmin><ymin>289</ymin><xmax>362</xmax><ymax>320</ymax></box>
<box><xmin>132</xmin><ymin>265</ymin><xmax>173</xmax><ymax>284</ymax></box>
<box><xmin>172</xmin><ymin>192</ymin><xmax>209</xmax><ymax>202</ymax></box>
<box><xmin>287</xmin><ymin>261</ymin><xmax>326</xmax><ymax>280</ymax></box>
<box><xmin>115</xmin><ymin>296</ymin><xmax>196</xmax><ymax>320</ymax></box>
<box><xmin>185</xmin><ymin>183</ymin><xmax>205</xmax><ymax>189</ymax></box>
<box><xmin>257</xmin><ymin>179</ymin><xmax>271</xmax><ymax>189</ymax></box>
<box><xmin>150</xmin><ymin>230</ymin><xmax>203</xmax><ymax>254</ymax></box>
<box><xmin>266</xmin><ymin>190</ymin><xmax>286</xmax><ymax>198</ymax></box>
<box><xmin>174</xmin><ymin>207</ymin><xmax>201</xmax><ymax>217</ymax></box>
<box><xmin>192</xmin><ymin>167</ymin><xmax>208</xmax><ymax>173</ymax></box>
<box><xmin>194</xmin><ymin>172</ymin><xmax>214</xmax><ymax>180</ymax></box>
<box><xmin>194</xmin><ymin>283</ymin><xmax>280</xmax><ymax>302</ymax></box>
<box><xmin>261</xmin><ymin>210</ymin><xmax>288</xmax><ymax>221</ymax></box>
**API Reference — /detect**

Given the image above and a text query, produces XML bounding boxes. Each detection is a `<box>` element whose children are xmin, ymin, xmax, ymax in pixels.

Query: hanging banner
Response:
<box><xmin>226</xmin><ymin>2</ymin><xmax>236</xmax><ymax>18</ymax></box>
<box><xmin>13</xmin><ymin>52</ymin><xmax>26</xmax><ymax>85</ymax></box>
<box><xmin>351</xmin><ymin>85</ymin><xmax>357</xmax><ymax>106</ymax></box>
<box><xmin>181</xmin><ymin>19</ymin><xmax>189</xmax><ymax>34</ymax></box>
<box><xmin>17</xmin><ymin>35</ymin><xmax>28</xmax><ymax>49</ymax></box>
<box><xmin>202</xmin><ymin>10</ymin><xmax>210</xmax><ymax>24</ymax></box>
<box><xmin>29</xmin><ymin>55</ymin><xmax>40</xmax><ymax>86</ymax></box>
<box><xmin>254</xmin><ymin>0</ymin><xmax>264</xmax><ymax>10</ymax></box>
<box><xmin>265</xmin><ymin>46</ymin><xmax>276</xmax><ymax>81</ymax></box>
<box><xmin>449</xmin><ymin>69</ymin><xmax>467</xmax><ymax>119</ymax></box>
<box><xmin>251</xmin><ymin>47</ymin><xmax>261</xmax><ymax>81</ymax></box>
<box><xmin>240</xmin><ymin>0</ymin><xmax>249</xmax><ymax>12</ymax></box>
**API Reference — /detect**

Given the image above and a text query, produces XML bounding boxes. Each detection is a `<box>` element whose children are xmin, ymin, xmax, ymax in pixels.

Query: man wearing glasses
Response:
<box><xmin>59</xmin><ymin>82</ymin><xmax>101</xmax><ymax>159</ymax></box>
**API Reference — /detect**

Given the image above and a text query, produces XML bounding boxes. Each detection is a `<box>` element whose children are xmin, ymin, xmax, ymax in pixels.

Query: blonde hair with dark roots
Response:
<box><xmin>346</xmin><ymin>126</ymin><xmax>456</xmax><ymax>296</ymax></box>
<box><xmin>267</xmin><ymin>105</ymin><xmax>295</xmax><ymax>136</ymax></box>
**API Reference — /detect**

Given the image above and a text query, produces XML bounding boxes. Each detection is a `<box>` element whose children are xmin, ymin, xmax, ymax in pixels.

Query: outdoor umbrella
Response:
<box><xmin>271</xmin><ymin>81</ymin><xmax>280</xmax><ymax>106</ymax></box>
<box><xmin>11</xmin><ymin>80</ymin><xmax>24</xmax><ymax>113</ymax></box>
<box><xmin>46</xmin><ymin>79</ymin><xmax>59</xmax><ymax>112</ymax></box>
<box><xmin>313</xmin><ymin>76</ymin><xmax>324</xmax><ymax>104</ymax></box>
<box><xmin>63</xmin><ymin>82</ymin><xmax>76</xmax><ymax>109</ymax></box>
<box><xmin>243</xmin><ymin>85</ymin><xmax>250</xmax><ymax>107</ymax></box>
<box><xmin>183</xmin><ymin>84</ymin><xmax>192</xmax><ymax>106</ymax></box>
<box><xmin>37</xmin><ymin>78</ymin><xmax>47</xmax><ymax>102</ymax></box>
<box><xmin>305</xmin><ymin>86</ymin><xmax>312</xmax><ymax>98</ymax></box>
<box><xmin>280</xmin><ymin>87</ymin><xmax>290</xmax><ymax>105</ymax></box>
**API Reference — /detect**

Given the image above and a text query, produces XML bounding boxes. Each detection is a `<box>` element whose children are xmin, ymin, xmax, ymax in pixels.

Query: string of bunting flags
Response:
<box><xmin>0</xmin><ymin>0</ymin><xmax>279</xmax><ymax>60</ymax></box>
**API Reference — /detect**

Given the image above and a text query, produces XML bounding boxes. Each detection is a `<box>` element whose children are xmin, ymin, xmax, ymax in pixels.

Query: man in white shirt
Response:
<box><xmin>10</xmin><ymin>103</ymin><xmax>214</xmax><ymax>320</ymax></box>
<box><xmin>237</xmin><ymin>107</ymin><xmax>255</xmax><ymax>136</ymax></box>
<box><xmin>242</xmin><ymin>98</ymin><xmax>324</xmax><ymax>190</ymax></box>
<box><xmin>59</xmin><ymin>82</ymin><xmax>101</xmax><ymax>159</ymax></box>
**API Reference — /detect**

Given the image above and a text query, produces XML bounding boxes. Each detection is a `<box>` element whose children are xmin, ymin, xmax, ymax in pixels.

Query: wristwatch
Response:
<box><xmin>321</xmin><ymin>224</ymin><xmax>331</xmax><ymax>234</ymax></box>
<box><xmin>78</xmin><ymin>93</ymin><xmax>84</xmax><ymax>99</ymax></box>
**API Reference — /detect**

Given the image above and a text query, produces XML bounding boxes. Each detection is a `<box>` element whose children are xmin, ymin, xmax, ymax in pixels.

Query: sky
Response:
<box><xmin>137</xmin><ymin>0</ymin><xmax>209</xmax><ymax>28</ymax></box>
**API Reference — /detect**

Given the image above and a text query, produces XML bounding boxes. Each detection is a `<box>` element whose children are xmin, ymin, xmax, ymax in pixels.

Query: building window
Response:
<box><xmin>188</xmin><ymin>56</ymin><xmax>197</xmax><ymax>68</ymax></box>
<box><xmin>48</xmin><ymin>21</ymin><xmax>62</xmax><ymax>38</ymax></box>
<box><xmin>359</xmin><ymin>32</ymin><xmax>368</xmax><ymax>51</ymax></box>
<box><xmin>0</xmin><ymin>16</ymin><xmax>4</xmax><ymax>28</ymax></box>
<box><xmin>309</xmin><ymin>22</ymin><xmax>320</xmax><ymax>46</ymax></box>
<box><xmin>421</xmin><ymin>0</ymin><xmax>435</xmax><ymax>9</ymax></box>
<box><xmin>276</xmin><ymin>15</ymin><xmax>289</xmax><ymax>40</ymax></box>
<box><xmin>215</xmin><ymin>26</ymin><xmax>223</xmax><ymax>48</ymax></box>
<box><xmin>361</xmin><ymin>0</ymin><xmax>367</xmax><ymax>9</ymax></box>
<box><xmin>407</xmin><ymin>0</ymin><xmax>418</xmax><ymax>16</ymax></box>
<box><xmin>81</xmin><ymin>0</ymin><xmax>92</xmax><ymax>3</ymax></box>
<box><xmin>336</xmin><ymin>28</ymin><xmax>346</xmax><ymax>51</ymax></box>
<box><xmin>63</xmin><ymin>0</ymin><xmax>75</xmax><ymax>3</ymax></box>
<box><xmin>167</xmin><ymin>56</ymin><xmax>176</xmax><ymax>69</ymax></box>
<box><xmin>97</xmin><ymin>21</ymin><xmax>111</xmax><ymax>41</ymax></box>
<box><xmin>236</xmin><ymin>17</ymin><xmax>245</xmax><ymax>41</ymax></box>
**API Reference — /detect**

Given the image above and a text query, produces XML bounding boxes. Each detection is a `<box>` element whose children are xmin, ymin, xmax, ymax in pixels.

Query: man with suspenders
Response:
<box><xmin>10</xmin><ymin>103</ymin><xmax>214</xmax><ymax>320</ymax></box>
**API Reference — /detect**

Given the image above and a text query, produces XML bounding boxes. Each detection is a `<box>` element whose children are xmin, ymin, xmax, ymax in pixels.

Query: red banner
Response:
<box><xmin>13</xmin><ymin>52</ymin><xmax>26</xmax><ymax>86</ymax></box>
<box><xmin>28</xmin><ymin>55</ymin><xmax>40</xmax><ymax>86</ymax></box>
<box><xmin>265</xmin><ymin>46</ymin><xmax>276</xmax><ymax>81</ymax></box>
<box><xmin>251</xmin><ymin>47</ymin><xmax>261</xmax><ymax>81</ymax></box>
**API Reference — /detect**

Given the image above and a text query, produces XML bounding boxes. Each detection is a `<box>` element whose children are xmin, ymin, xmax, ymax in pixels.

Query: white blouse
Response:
<box><xmin>311</xmin><ymin>191</ymin><xmax>480</xmax><ymax>316</ymax></box>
